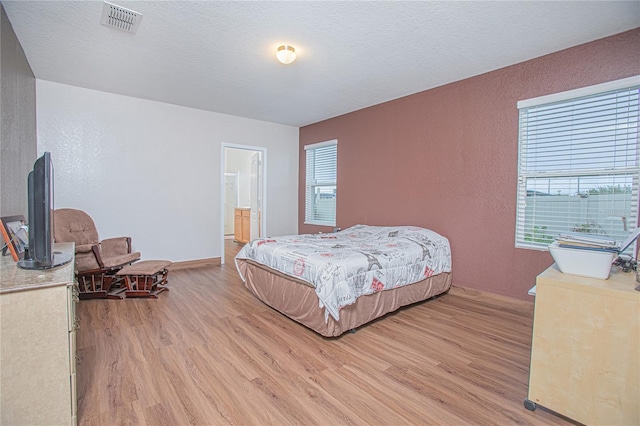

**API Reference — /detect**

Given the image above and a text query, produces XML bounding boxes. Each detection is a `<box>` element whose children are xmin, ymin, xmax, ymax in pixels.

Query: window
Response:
<box><xmin>516</xmin><ymin>76</ymin><xmax>640</xmax><ymax>250</ymax></box>
<box><xmin>305</xmin><ymin>140</ymin><xmax>337</xmax><ymax>226</ymax></box>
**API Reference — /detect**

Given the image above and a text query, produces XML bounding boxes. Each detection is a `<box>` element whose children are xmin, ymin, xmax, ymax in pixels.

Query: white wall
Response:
<box><xmin>36</xmin><ymin>80</ymin><xmax>299</xmax><ymax>262</ymax></box>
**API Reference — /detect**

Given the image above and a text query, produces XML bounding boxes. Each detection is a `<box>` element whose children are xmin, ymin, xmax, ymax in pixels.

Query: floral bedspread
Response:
<box><xmin>235</xmin><ymin>224</ymin><xmax>451</xmax><ymax>321</ymax></box>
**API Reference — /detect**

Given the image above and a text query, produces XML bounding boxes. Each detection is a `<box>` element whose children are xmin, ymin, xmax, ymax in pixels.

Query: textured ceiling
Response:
<box><xmin>3</xmin><ymin>1</ymin><xmax>640</xmax><ymax>127</ymax></box>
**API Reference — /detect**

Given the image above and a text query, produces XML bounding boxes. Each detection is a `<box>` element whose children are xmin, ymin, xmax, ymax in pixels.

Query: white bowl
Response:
<box><xmin>548</xmin><ymin>242</ymin><xmax>617</xmax><ymax>280</ymax></box>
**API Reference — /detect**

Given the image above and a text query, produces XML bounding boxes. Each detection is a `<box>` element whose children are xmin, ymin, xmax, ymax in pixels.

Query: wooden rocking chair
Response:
<box><xmin>54</xmin><ymin>208</ymin><xmax>141</xmax><ymax>299</ymax></box>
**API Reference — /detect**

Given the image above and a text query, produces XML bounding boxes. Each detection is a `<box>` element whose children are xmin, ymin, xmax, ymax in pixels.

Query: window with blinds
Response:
<box><xmin>305</xmin><ymin>140</ymin><xmax>337</xmax><ymax>226</ymax></box>
<box><xmin>516</xmin><ymin>76</ymin><xmax>640</xmax><ymax>250</ymax></box>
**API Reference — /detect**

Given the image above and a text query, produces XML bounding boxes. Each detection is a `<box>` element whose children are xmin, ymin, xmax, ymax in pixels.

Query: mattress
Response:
<box><xmin>234</xmin><ymin>225</ymin><xmax>452</xmax><ymax>336</ymax></box>
<box><xmin>235</xmin><ymin>224</ymin><xmax>452</xmax><ymax>321</ymax></box>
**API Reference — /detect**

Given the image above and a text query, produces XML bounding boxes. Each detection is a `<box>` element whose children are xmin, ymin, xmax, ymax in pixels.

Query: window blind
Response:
<box><xmin>516</xmin><ymin>80</ymin><xmax>640</xmax><ymax>250</ymax></box>
<box><xmin>305</xmin><ymin>140</ymin><xmax>337</xmax><ymax>226</ymax></box>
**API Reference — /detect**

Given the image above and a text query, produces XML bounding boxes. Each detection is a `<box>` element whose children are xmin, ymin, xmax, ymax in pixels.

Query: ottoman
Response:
<box><xmin>116</xmin><ymin>260</ymin><xmax>171</xmax><ymax>298</ymax></box>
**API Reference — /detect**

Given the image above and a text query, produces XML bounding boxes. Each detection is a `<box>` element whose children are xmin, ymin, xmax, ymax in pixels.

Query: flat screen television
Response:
<box><xmin>17</xmin><ymin>152</ymin><xmax>72</xmax><ymax>270</ymax></box>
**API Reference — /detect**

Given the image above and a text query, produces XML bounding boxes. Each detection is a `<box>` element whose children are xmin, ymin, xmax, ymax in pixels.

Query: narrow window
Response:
<box><xmin>305</xmin><ymin>140</ymin><xmax>337</xmax><ymax>226</ymax></box>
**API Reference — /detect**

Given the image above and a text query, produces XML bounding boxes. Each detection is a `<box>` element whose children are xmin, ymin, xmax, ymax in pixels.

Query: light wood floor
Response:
<box><xmin>76</xmin><ymin>240</ymin><xmax>574</xmax><ymax>425</ymax></box>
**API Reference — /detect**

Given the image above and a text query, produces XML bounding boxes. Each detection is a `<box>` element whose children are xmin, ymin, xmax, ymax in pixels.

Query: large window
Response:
<box><xmin>305</xmin><ymin>139</ymin><xmax>337</xmax><ymax>226</ymax></box>
<box><xmin>516</xmin><ymin>76</ymin><xmax>640</xmax><ymax>250</ymax></box>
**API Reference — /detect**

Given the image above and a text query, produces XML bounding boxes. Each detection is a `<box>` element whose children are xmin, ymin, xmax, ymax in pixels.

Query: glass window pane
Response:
<box><xmin>516</xmin><ymin>83</ymin><xmax>639</xmax><ymax>250</ymax></box>
<box><xmin>305</xmin><ymin>141</ymin><xmax>337</xmax><ymax>226</ymax></box>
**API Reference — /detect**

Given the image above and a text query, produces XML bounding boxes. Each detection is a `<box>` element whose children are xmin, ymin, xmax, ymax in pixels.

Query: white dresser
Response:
<box><xmin>0</xmin><ymin>242</ymin><xmax>78</xmax><ymax>425</ymax></box>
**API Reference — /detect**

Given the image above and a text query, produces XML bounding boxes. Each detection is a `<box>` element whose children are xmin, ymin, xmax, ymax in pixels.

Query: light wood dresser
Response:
<box><xmin>525</xmin><ymin>264</ymin><xmax>639</xmax><ymax>425</ymax></box>
<box><xmin>234</xmin><ymin>207</ymin><xmax>250</xmax><ymax>244</ymax></box>
<box><xmin>0</xmin><ymin>242</ymin><xmax>78</xmax><ymax>425</ymax></box>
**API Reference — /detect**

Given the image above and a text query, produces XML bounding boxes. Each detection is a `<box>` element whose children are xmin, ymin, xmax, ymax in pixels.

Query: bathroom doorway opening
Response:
<box><xmin>221</xmin><ymin>144</ymin><xmax>266</xmax><ymax>264</ymax></box>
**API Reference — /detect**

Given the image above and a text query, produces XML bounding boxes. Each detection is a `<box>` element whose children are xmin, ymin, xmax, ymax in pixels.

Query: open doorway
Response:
<box><xmin>221</xmin><ymin>144</ymin><xmax>266</xmax><ymax>264</ymax></box>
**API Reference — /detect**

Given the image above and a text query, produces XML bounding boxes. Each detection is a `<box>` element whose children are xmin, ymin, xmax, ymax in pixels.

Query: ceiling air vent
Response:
<box><xmin>100</xmin><ymin>1</ymin><xmax>142</xmax><ymax>34</ymax></box>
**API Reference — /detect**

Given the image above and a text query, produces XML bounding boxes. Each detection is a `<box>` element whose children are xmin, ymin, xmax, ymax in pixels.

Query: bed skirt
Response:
<box><xmin>236</xmin><ymin>259</ymin><xmax>452</xmax><ymax>337</ymax></box>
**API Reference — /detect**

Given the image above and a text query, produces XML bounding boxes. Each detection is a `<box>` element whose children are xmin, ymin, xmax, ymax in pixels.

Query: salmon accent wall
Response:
<box><xmin>299</xmin><ymin>28</ymin><xmax>640</xmax><ymax>300</ymax></box>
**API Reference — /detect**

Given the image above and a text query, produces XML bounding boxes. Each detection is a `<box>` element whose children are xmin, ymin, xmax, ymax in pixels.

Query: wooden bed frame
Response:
<box><xmin>236</xmin><ymin>258</ymin><xmax>452</xmax><ymax>337</ymax></box>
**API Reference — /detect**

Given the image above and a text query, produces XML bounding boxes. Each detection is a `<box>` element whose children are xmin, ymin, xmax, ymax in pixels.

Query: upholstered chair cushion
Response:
<box><xmin>54</xmin><ymin>208</ymin><xmax>99</xmax><ymax>247</ymax></box>
<box><xmin>101</xmin><ymin>237</ymin><xmax>132</xmax><ymax>258</ymax></box>
<box><xmin>100</xmin><ymin>237</ymin><xmax>140</xmax><ymax>268</ymax></box>
<box><xmin>75</xmin><ymin>251</ymin><xmax>101</xmax><ymax>272</ymax></box>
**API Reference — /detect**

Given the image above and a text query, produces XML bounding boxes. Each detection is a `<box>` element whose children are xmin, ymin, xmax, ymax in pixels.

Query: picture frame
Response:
<box><xmin>1</xmin><ymin>215</ymin><xmax>27</xmax><ymax>261</ymax></box>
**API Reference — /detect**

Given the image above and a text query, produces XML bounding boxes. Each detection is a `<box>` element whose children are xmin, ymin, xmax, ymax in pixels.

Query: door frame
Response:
<box><xmin>223</xmin><ymin>172</ymin><xmax>240</xmax><ymax>236</ymax></box>
<box><xmin>220</xmin><ymin>143</ymin><xmax>267</xmax><ymax>265</ymax></box>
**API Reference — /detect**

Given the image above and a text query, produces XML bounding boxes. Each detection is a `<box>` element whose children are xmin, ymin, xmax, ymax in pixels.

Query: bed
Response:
<box><xmin>235</xmin><ymin>224</ymin><xmax>452</xmax><ymax>337</ymax></box>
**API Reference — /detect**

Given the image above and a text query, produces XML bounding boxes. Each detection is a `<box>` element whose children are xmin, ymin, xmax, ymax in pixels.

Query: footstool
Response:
<box><xmin>116</xmin><ymin>260</ymin><xmax>172</xmax><ymax>298</ymax></box>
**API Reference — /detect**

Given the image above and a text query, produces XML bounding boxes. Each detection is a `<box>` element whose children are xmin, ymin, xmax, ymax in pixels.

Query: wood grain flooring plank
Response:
<box><xmin>253</xmin><ymin>310</ymin><xmax>352</xmax><ymax>370</ymax></box>
<box><xmin>142</xmin><ymin>402</ymin><xmax>182</xmax><ymax>426</ymax></box>
<box><xmin>287</xmin><ymin>375</ymin><xmax>366</xmax><ymax>426</ymax></box>
<box><xmin>239</xmin><ymin>313</ymin><xmax>331</xmax><ymax>376</ymax></box>
<box><xmin>307</xmin><ymin>366</ymin><xmax>406</xmax><ymax>425</ymax></box>
<box><xmin>155</xmin><ymin>344</ymin><xmax>229</xmax><ymax>425</ymax></box>
<box><xmin>338</xmin><ymin>361</ymin><xmax>473</xmax><ymax>425</ymax></box>
<box><xmin>383</xmin><ymin>364</ymin><xmax>514</xmax><ymax>425</ymax></box>
<box><xmin>185</xmin><ymin>343</ymin><xmax>263</xmax><ymax>425</ymax></box>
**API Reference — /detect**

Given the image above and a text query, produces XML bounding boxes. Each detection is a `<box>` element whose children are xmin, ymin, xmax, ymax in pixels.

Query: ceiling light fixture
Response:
<box><xmin>276</xmin><ymin>45</ymin><xmax>296</xmax><ymax>65</ymax></box>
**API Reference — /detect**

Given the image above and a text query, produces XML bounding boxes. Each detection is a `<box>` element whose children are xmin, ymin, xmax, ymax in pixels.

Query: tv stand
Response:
<box><xmin>17</xmin><ymin>251</ymin><xmax>73</xmax><ymax>270</ymax></box>
<box><xmin>1</xmin><ymin>242</ymin><xmax>77</xmax><ymax>425</ymax></box>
